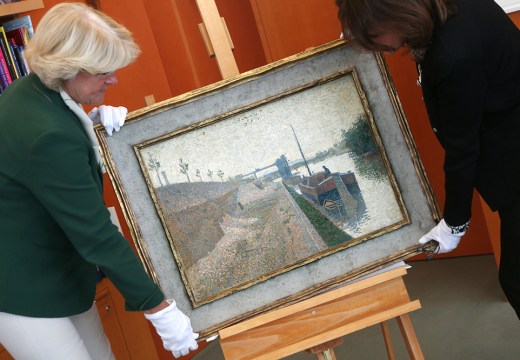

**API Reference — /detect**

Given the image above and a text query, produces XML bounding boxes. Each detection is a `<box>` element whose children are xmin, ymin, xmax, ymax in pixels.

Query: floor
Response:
<box><xmin>193</xmin><ymin>254</ymin><xmax>520</xmax><ymax>359</ymax></box>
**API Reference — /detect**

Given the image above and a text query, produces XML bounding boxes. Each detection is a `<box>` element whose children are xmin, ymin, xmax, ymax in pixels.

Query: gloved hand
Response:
<box><xmin>88</xmin><ymin>105</ymin><xmax>127</xmax><ymax>136</ymax></box>
<box><xmin>144</xmin><ymin>300</ymin><xmax>199</xmax><ymax>358</ymax></box>
<box><xmin>418</xmin><ymin>219</ymin><xmax>466</xmax><ymax>254</ymax></box>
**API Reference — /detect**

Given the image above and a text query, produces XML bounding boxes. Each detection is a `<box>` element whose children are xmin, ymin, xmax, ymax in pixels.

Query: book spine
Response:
<box><xmin>6</xmin><ymin>28</ymin><xmax>27</xmax><ymax>47</ymax></box>
<box><xmin>0</xmin><ymin>27</ymin><xmax>18</xmax><ymax>80</ymax></box>
<box><xmin>18</xmin><ymin>45</ymin><xmax>30</xmax><ymax>74</ymax></box>
<box><xmin>0</xmin><ymin>58</ymin><xmax>10</xmax><ymax>89</ymax></box>
<box><xmin>9</xmin><ymin>40</ymin><xmax>25</xmax><ymax>77</ymax></box>
<box><xmin>0</xmin><ymin>49</ymin><xmax>12</xmax><ymax>87</ymax></box>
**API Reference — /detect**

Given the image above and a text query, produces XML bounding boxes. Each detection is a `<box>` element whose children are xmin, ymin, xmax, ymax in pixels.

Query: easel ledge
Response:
<box><xmin>219</xmin><ymin>265</ymin><xmax>423</xmax><ymax>360</ymax></box>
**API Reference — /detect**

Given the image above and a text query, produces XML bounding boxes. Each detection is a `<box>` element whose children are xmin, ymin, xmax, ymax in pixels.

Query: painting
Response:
<box><xmin>135</xmin><ymin>67</ymin><xmax>407</xmax><ymax>307</ymax></box>
<box><xmin>97</xmin><ymin>41</ymin><xmax>439</xmax><ymax>337</ymax></box>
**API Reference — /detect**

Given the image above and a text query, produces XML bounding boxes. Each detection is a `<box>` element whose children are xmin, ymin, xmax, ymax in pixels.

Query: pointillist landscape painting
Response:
<box><xmin>136</xmin><ymin>70</ymin><xmax>406</xmax><ymax>307</ymax></box>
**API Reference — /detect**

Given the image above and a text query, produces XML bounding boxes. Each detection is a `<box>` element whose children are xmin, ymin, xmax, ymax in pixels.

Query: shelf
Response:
<box><xmin>0</xmin><ymin>0</ymin><xmax>43</xmax><ymax>17</ymax></box>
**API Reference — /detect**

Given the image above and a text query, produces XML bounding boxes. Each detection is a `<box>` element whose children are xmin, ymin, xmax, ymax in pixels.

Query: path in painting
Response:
<box><xmin>156</xmin><ymin>180</ymin><xmax>325</xmax><ymax>304</ymax></box>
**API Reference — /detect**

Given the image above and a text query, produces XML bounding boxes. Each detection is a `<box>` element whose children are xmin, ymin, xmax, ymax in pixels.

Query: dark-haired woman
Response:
<box><xmin>336</xmin><ymin>0</ymin><xmax>520</xmax><ymax>317</ymax></box>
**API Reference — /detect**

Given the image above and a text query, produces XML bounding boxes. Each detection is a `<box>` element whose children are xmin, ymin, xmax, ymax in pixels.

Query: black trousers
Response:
<box><xmin>498</xmin><ymin>193</ymin><xmax>520</xmax><ymax>319</ymax></box>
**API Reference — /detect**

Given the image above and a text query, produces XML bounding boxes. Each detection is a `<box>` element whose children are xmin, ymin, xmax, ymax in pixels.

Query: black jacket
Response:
<box><xmin>419</xmin><ymin>0</ymin><xmax>520</xmax><ymax>226</ymax></box>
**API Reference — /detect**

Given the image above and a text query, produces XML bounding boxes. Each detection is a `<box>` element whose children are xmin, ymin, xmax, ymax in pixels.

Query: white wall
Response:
<box><xmin>496</xmin><ymin>0</ymin><xmax>520</xmax><ymax>13</ymax></box>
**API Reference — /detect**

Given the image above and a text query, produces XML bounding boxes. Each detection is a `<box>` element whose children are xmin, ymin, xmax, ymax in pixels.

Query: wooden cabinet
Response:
<box><xmin>0</xmin><ymin>344</ymin><xmax>14</xmax><ymax>360</ymax></box>
<box><xmin>0</xmin><ymin>0</ymin><xmax>43</xmax><ymax>17</ymax></box>
<box><xmin>95</xmin><ymin>282</ymin><xmax>132</xmax><ymax>360</ymax></box>
<box><xmin>250</xmin><ymin>0</ymin><xmax>341</xmax><ymax>62</ymax></box>
<box><xmin>143</xmin><ymin>0</ymin><xmax>267</xmax><ymax>98</ymax></box>
<box><xmin>95</xmin><ymin>278</ymin><xmax>160</xmax><ymax>360</ymax></box>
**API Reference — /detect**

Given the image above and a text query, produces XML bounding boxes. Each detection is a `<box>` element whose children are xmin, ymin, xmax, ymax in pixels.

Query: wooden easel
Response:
<box><xmin>194</xmin><ymin>4</ymin><xmax>424</xmax><ymax>359</ymax></box>
<box><xmin>218</xmin><ymin>266</ymin><xmax>423</xmax><ymax>360</ymax></box>
<box><xmin>195</xmin><ymin>0</ymin><xmax>239</xmax><ymax>79</ymax></box>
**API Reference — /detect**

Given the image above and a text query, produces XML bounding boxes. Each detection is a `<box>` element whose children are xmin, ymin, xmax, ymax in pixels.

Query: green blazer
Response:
<box><xmin>0</xmin><ymin>74</ymin><xmax>164</xmax><ymax>317</ymax></box>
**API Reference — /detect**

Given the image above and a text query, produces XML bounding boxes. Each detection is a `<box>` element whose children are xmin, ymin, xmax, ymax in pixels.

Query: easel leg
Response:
<box><xmin>315</xmin><ymin>348</ymin><xmax>336</xmax><ymax>360</ymax></box>
<box><xmin>397</xmin><ymin>314</ymin><xmax>425</xmax><ymax>360</ymax></box>
<box><xmin>380</xmin><ymin>321</ymin><xmax>396</xmax><ymax>360</ymax></box>
<box><xmin>307</xmin><ymin>338</ymin><xmax>342</xmax><ymax>360</ymax></box>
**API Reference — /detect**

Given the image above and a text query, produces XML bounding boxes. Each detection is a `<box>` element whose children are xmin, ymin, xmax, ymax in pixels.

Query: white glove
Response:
<box><xmin>88</xmin><ymin>105</ymin><xmax>127</xmax><ymax>136</ymax></box>
<box><xmin>144</xmin><ymin>300</ymin><xmax>199</xmax><ymax>358</ymax></box>
<box><xmin>418</xmin><ymin>219</ymin><xmax>466</xmax><ymax>254</ymax></box>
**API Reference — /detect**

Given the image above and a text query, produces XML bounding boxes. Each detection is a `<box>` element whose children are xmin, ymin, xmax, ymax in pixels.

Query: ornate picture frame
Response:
<box><xmin>96</xmin><ymin>41</ymin><xmax>440</xmax><ymax>337</ymax></box>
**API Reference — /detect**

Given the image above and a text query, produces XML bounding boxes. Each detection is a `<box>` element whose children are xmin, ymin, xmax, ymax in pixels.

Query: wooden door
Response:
<box><xmin>0</xmin><ymin>344</ymin><xmax>14</xmax><ymax>360</ymax></box>
<box><xmin>250</xmin><ymin>0</ymin><xmax>341</xmax><ymax>62</ymax></box>
<box><xmin>143</xmin><ymin>0</ymin><xmax>267</xmax><ymax>97</ymax></box>
<box><xmin>95</xmin><ymin>285</ymin><xmax>132</xmax><ymax>360</ymax></box>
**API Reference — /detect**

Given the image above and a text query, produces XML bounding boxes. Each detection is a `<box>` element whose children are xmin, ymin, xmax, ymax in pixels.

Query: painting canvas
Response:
<box><xmin>97</xmin><ymin>41</ymin><xmax>439</xmax><ymax>336</ymax></box>
<box><xmin>135</xmin><ymin>68</ymin><xmax>407</xmax><ymax>307</ymax></box>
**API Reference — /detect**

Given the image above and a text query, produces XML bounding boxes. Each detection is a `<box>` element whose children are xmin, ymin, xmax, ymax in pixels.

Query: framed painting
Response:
<box><xmin>96</xmin><ymin>40</ymin><xmax>440</xmax><ymax>337</ymax></box>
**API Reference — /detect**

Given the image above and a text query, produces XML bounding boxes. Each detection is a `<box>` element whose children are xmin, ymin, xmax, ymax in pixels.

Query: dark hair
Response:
<box><xmin>336</xmin><ymin>0</ymin><xmax>457</xmax><ymax>60</ymax></box>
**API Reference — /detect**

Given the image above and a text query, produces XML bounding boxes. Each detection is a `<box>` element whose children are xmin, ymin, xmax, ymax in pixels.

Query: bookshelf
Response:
<box><xmin>0</xmin><ymin>0</ymin><xmax>43</xmax><ymax>18</ymax></box>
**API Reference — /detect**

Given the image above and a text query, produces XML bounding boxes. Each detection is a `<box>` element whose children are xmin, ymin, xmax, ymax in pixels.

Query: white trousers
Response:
<box><xmin>0</xmin><ymin>304</ymin><xmax>115</xmax><ymax>360</ymax></box>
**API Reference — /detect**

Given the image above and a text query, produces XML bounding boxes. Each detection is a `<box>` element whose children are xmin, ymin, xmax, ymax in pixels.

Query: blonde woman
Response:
<box><xmin>0</xmin><ymin>3</ymin><xmax>198</xmax><ymax>359</ymax></box>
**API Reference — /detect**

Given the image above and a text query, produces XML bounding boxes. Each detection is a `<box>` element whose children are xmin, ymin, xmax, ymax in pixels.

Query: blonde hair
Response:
<box><xmin>25</xmin><ymin>2</ymin><xmax>140</xmax><ymax>91</ymax></box>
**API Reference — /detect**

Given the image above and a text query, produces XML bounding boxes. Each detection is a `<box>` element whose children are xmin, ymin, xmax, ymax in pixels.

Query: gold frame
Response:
<box><xmin>97</xmin><ymin>40</ymin><xmax>440</xmax><ymax>337</ymax></box>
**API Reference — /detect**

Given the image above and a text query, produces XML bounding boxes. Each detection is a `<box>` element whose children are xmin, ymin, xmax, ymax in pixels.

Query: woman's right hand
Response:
<box><xmin>144</xmin><ymin>300</ymin><xmax>199</xmax><ymax>358</ymax></box>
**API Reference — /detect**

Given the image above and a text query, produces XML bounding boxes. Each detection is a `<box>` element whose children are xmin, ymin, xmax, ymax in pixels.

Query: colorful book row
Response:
<box><xmin>0</xmin><ymin>15</ymin><xmax>33</xmax><ymax>94</ymax></box>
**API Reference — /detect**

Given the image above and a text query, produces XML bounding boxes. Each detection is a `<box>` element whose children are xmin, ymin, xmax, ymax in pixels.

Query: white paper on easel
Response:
<box><xmin>349</xmin><ymin>261</ymin><xmax>411</xmax><ymax>284</ymax></box>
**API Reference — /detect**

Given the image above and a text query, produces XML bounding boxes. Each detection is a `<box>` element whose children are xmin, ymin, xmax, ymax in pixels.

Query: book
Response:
<box><xmin>0</xmin><ymin>27</ymin><xmax>18</xmax><ymax>80</ymax></box>
<box><xmin>17</xmin><ymin>44</ymin><xmax>29</xmax><ymax>74</ymax></box>
<box><xmin>0</xmin><ymin>56</ymin><xmax>11</xmax><ymax>89</ymax></box>
<box><xmin>2</xmin><ymin>15</ymin><xmax>34</xmax><ymax>39</ymax></box>
<box><xmin>5</xmin><ymin>27</ymin><xmax>30</xmax><ymax>76</ymax></box>
<box><xmin>9</xmin><ymin>39</ymin><xmax>25</xmax><ymax>77</ymax></box>
<box><xmin>0</xmin><ymin>47</ymin><xmax>12</xmax><ymax>88</ymax></box>
<box><xmin>6</xmin><ymin>27</ymin><xmax>28</xmax><ymax>47</ymax></box>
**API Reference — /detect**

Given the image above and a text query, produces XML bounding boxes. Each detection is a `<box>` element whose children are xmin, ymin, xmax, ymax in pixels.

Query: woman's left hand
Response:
<box><xmin>418</xmin><ymin>219</ymin><xmax>466</xmax><ymax>254</ymax></box>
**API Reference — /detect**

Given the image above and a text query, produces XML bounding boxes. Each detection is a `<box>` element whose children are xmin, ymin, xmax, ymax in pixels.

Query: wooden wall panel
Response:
<box><xmin>144</xmin><ymin>0</ymin><xmax>267</xmax><ymax>97</ymax></box>
<box><xmin>143</xmin><ymin>0</ymin><xmax>202</xmax><ymax>96</ymax></box>
<box><xmin>169</xmin><ymin>0</ymin><xmax>222</xmax><ymax>88</ymax></box>
<box><xmin>250</xmin><ymin>0</ymin><xmax>341</xmax><ymax>62</ymax></box>
<box><xmin>21</xmin><ymin>0</ymin><xmax>172</xmax><ymax>111</ymax></box>
<box><xmin>215</xmin><ymin>0</ymin><xmax>267</xmax><ymax>73</ymax></box>
<box><xmin>97</xmin><ymin>0</ymin><xmax>172</xmax><ymax>109</ymax></box>
<box><xmin>511</xmin><ymin>10</ymin><xmax>520</xmax><ymax>24</ymax></box>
